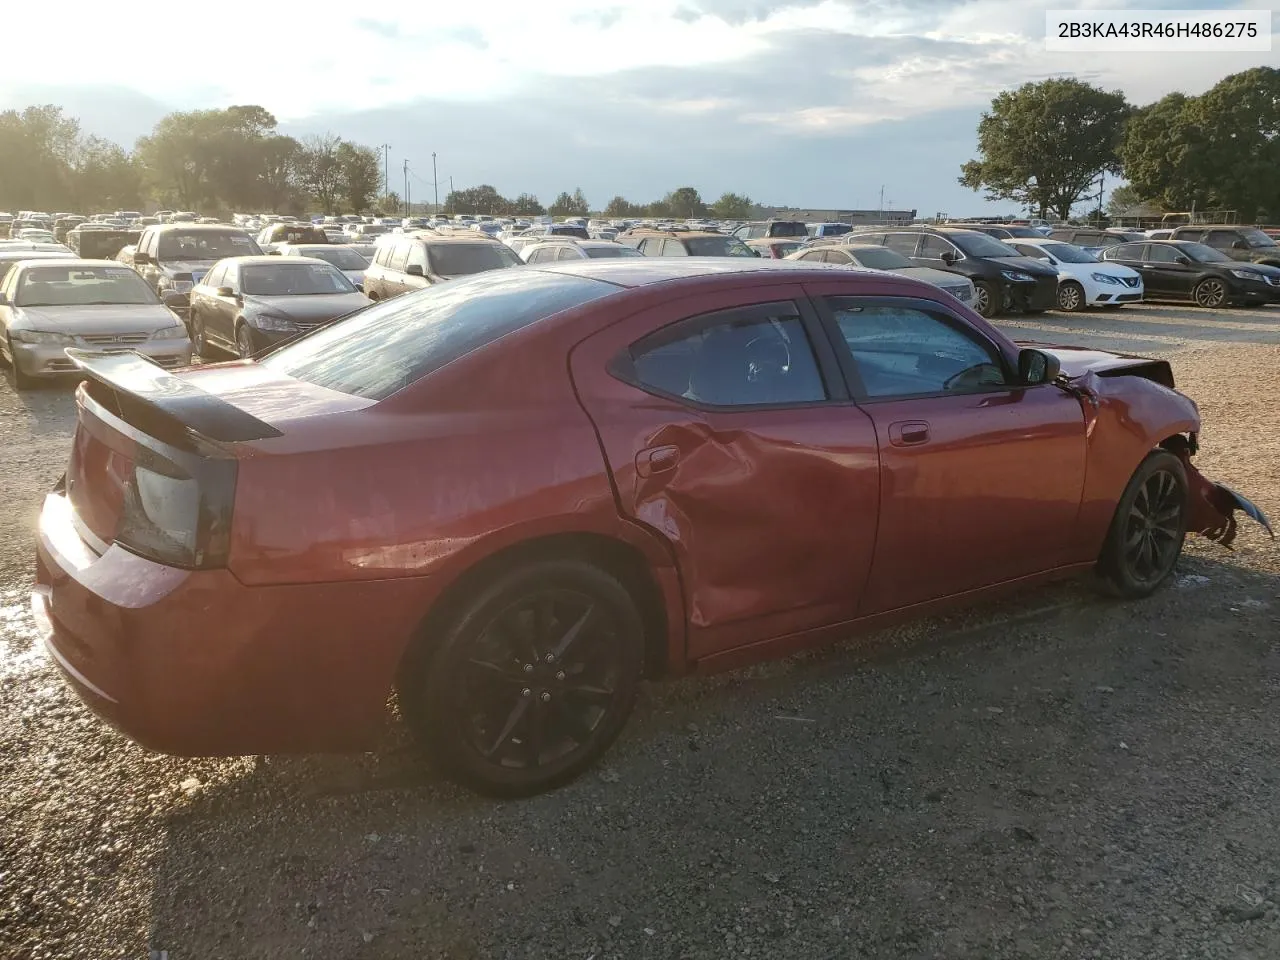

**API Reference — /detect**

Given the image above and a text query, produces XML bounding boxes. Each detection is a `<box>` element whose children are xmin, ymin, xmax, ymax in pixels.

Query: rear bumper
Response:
<box><xmin>34</xmin><ymin>492</ymin><xmax>434</xmax><ymax>755</ymax></box>
<box><xmin>13</xmin><ymin>340</ymin><xmax>192</xmax><ymax>377</ymax></box>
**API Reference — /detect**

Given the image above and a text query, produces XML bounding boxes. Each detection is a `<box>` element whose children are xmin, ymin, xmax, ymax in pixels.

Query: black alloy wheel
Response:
<box><xmin>399</xmin><ymin>559</ymin><xmax>645</xmax><ymax>796</ymax></box>
<box><xmin>1193</xmin><ymin>277</ymin><xmax>1227</xmax><ymax>309</ymax></box>
<box><xmin>1099</xmin><ymin>449</ymin><xmax>1188</xmax><ymax>597</ymax></box>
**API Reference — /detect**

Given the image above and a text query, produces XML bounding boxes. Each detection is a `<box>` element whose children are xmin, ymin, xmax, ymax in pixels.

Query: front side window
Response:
<box><xmin>624</xmin><ymin>304</ymin><xmax>826</xmax><ymax>407</ymax></box>
<box><xmin>15</xmin><ymin>264</ymin><xmax>159</xmax><ymax>307</ymax></box>
<box><xmin>1145</xmin><ymin>244</ymin><xmax>1183</xmax><ymax>264</ymax></box>
<box><xmin>584</xmin><ymin>245</ymin><xmax>642</xmax><ymax>258</ymax></box>
<box><xmin>1180</xmin><ymin>242</ymin><xmax>1231</xmax><ymax>263</ymax></box>
<box><xmin>826</xmin><ymin>298</ymin><xmax>1007</xmax><ymax>399</ymax></box>
<box><xmin>1104</xmin><ymin>243</ymin><xmax>1145</xmax><ymax>261</ymax></box>
<box><xmin>844</xmin><ymin>247</ymin><xmax>912</xmax><ymax>270</ymax></box>
<box><xmin>951</xmin><ymin>232</ymin><xmax>1020</xmax><ymax>258</ymax></box>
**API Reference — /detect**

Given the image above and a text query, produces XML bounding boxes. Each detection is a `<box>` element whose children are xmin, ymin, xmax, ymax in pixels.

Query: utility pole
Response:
<box><xmin>432</xmin><ymin>152</ymin><xmax>439</xmax><ymax>213</ymax></box>
<box><xmin>1096</xmin><ymin>171</ymin><xmax>1105</xmax><ymax>225</ymax></box>
<box><xmin>379</xmin><ymin>143</ymin><xmax>391</xmax><ymax>208</ymax></box>
<box><xmin>403</xmin><ymin>160</ymin><xmax>409</xmax><ymax>217</ymax></box>
<box><xmin>449</xmin><ymin>176</ymin><xmax>453</xmax><ymax>215</ymax></box>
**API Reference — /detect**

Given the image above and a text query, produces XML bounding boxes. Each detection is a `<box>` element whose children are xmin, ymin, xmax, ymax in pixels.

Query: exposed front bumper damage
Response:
<box><xmin>1171</xmin><ymin>440</ymin><xmax>1275</xmax><ymax>548</ymax></box>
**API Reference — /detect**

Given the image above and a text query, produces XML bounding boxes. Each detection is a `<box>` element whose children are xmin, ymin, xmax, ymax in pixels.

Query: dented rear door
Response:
<box><xmin>569</xmin><ymin>283</ymin><xmax>880</xmax><ymax>661</ymax></box>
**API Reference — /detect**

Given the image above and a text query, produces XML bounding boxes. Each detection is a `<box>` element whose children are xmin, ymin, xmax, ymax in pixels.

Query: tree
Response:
<box><xmin>549</xmin><ymin>188</ymin><xmax>590</xmax><ymax>217</ymax></box>
<box><xmin>1106</xmin><ymin>183</ymin><xmax>1161</xmax><ymax>216</ymax></box>
<box><xmin>959</xmin><ymin>78</ymin><xmax>1130</xmax><ymax>221</ymax></box>
<box><xmin>0</xmin><ymin>105</ymin><xmax>82</xmax><ymax>210</ymax></box>
<box><xmin>259</xmin><ymin>134</ymin><xmax>304</xmax><ymax>212</ymax></box>
<box><xmin>298</xmin><ymin>133</ymin><xmax>344</xmax><ymax>213</ymax></box>
<box><xmin>134</xmin><ymin>110</ymin><xmax>217</xmax><ymax>209</ymax></box>
<box><xmin>70</xmin><ymin>136</ymin><xmax>142</xmax><ymax>211</ymax></box>
<box><xmin>710</xmin><ymin>191</ymin><xmax>753</xmax><ymax>219</ymax></box>
<box><xmin>512</xmin><ymin>192</ymin><xmax>545</xmax><ymax>216</ymax></box>
<box><xmin>664</xmin><ymin>186</ymin><xmax>706</xmax><ymax>219</ymax></box>
<box><xmin>337</xmin><ymin>142</ymin><xmax>381</xmax><ymax>214</ymax></box>
<box><xmin>1122</xmin><ymin>67</ymin><xmax>1280</xmax><ymax>221</ymax></box>
<box><xmin>446</xmin><ymin>184</ymin><xmax>511</xmax><ymax>215</ymax></box>
<box><xmin>603</xmin><ymin>195</ymin><xmax>644</xmax><ymax>218</ymax></box>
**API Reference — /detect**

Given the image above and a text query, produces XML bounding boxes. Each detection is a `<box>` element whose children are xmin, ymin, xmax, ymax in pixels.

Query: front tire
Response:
<box><xmin>235</xmin><ymin>322</ymin><xmax>256</xmax><ymax>360</ymax></box>
<box><xmin>1193</xmin><ymin>277</ymin><xmax>1227</xmax><ymax>309</ymax></box>
<box><xmin>5</xmin><ymin>336</ymin><xmax>36</xmax><ymax>389</ymax></box>
<box><xmin>398</xmin><ymin>559</ymin><xmax>645</xmax><ymax>797</ymax></box>
<box><xmin>1057</xmin><ymin>280</ymin><xmax>1086</xmax><ymax>312</ymax></box>
<box><xmin>191</xmin><ymin>312</ymin><xmax>216</xmax><ymax>359</ymax></box>
<box><xmin>972</xmin><ymin>280</ymin><xmax>998</xmax><ymax>318</ymax></box>
<box><xmin>1098</xmin><ymin>449</ymin><xmax>1188</xmax><ymax>598</ymax></box>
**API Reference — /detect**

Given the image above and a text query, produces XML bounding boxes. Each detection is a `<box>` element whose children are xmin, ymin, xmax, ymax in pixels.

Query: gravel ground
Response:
<box><xmin>2</xmin><ymin>303</ymin><xmax>1279</xmax><ymax>960</ymax></box>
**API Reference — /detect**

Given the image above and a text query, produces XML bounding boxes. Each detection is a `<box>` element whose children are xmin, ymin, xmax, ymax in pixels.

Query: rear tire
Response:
<box><xmin>398</xmin><ymin>559</ymin><xmax>645</xmax><ymax>797</ymax></box>
<box><xmin>1098</xmin><ymin>449</ymin><xmax>1188</xmax><ymax>598</ymax></box>
<box><xmin>972</xmin><ymin>280</ymin><xmax>998</xmax><ymax>318</ymax></box>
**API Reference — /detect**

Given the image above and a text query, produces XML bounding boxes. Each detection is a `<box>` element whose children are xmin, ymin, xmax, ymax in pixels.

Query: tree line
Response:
<box><xmin>442</xmin><ymin>184</ymin><xmax>755</xmax><ymax>220</ymax></box>
<box><xmin>960</xmin><ymin>66</ymin><xmax>1280</xmax><ymax>222</ymax></box>
<box><xmin>0</xmin><ymin>104</ymin><xmax>389</xmax><ymax>216</ymax></box>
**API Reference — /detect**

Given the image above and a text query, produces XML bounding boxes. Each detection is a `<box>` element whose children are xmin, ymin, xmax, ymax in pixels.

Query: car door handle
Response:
<box><xmin>888</xmin><ymin>420</ymin><xmax>930</xmax><ymax>447</ymax></box>
<box><xmin>635</xmin><ymin>444</ymin><xmax>680</xmax><ymax>477</ymax></box>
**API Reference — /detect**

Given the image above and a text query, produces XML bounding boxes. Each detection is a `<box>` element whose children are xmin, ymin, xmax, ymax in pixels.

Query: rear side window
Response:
<box><xmin>621</xmin><ymin>303</ymin><xmax>826</xmax><ymax>407</ymax></box>
<box><xmin>261</xmin><ymin>271</ymin><xmax>615</xmax><ymax>400</ymax></box>
<box><xmin>388</xmin><ymin>241</ymin><xmax>411</xmax><ymax>273</ymax></box>
<box><xmin>427</xmin><ymin>243</ymin><xmax>521</xmax><ymax>275</ymax></box>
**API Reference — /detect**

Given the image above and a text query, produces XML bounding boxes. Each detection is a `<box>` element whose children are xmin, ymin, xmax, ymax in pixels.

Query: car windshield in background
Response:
<box><xmin>771</xmin><ymin>242</ymin><xmax>803</xmax><ymax>256</ymax></box>
<box><xmin>157</xmin><ymin>231</ymin><xmax>256</xmax><ymax>260</ymax></box>
<box><xmin>15</xmin><ymin>265</ymin><xmax>158</xmax><ymax>306</ymax></box>
<box><xmin>1048</xmin><ymin>244</ymin><xmax>1099</xmax><ymax>264</ymax></box>
<box><xmin>952</xmin><ymin>232</ymin><xmax>1021</xmax><ymax>258</ymax></box>
<box><xmin>550</xmin><ymin>226</ymin><xmax>591</xmax><ymax>238</ymax></box>
<box><xmin>261</xmin><ymin>271</ymin><xmax>616</xmax><ymax>401</ymax></box>
<box><xmin>428</xmin><ymin>243</ymin><xmax>522</xmax><ymax>276</ymax></box>
<box><xmin>686</xmin><ymin>236</ymin><xmax>758</xmax><ymax>257</ymax></box>
<box><xmin>1182</xmin><ymin>243</ymin><xmax>1232</xmax><ymax>263</ymax></box>
<box><xmin>242</xmin><ymin>262</ymin><xmax>355</xmax><ymax>296</ymax></box>
<box><xmin>584</xmin><ymin>246</ymin><xmax>643</xmax><ymax>258</ymax></box>
<box><xmin>848</xmin><ymin>247</ymin><xmax>913</xmax><ymax>270</ymax></box>
<box><xmin>296</xmin><ymin>247</ymin><xmax>369</xmax><ymax>269</ymax></box>
<box><xmin>1240</xmin><ymin>228</ymin><xmax>1277</xmax><ymax>248</ymax></box>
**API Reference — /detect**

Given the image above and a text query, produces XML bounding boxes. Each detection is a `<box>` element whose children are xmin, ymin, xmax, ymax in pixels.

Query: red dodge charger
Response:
<box><xmin>32</xmin><ymin>259</ymin><xmax>1271</xmax><ymax>795</ymax></box>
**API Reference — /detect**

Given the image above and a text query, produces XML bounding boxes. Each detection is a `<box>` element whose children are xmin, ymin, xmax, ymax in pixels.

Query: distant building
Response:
<box><xmin>760</xmin><ymin>207</ymin><xmax>918</xmax><ymax>224</ymax></box>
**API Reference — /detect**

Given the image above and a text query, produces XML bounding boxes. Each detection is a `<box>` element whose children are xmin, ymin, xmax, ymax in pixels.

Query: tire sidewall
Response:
<box><xmin>1058</xmin><ymin>281</ymin><xmax>1085</xmax><ymax>312</ymax></box>
<box><xmin>1195</xmin><ymin>278</ymin><xmax>1225</xmax><ymax>308</ymax></box>
<box><xmin>1099</xmin><ymin>449</ymin><xmax>1189</xmax><ymax>597</ymax></box>
<box><xmin>973</xmin><ymin>280</ymin><xmax>996</xmax><ymax>318</ymax></box>
<box><xmin>236</xmin><ymin>322</ymin><xmax>255</xmax><ymax>359</ymax></box>
<box><xmin>405</xmin><ymin>559</ymin><xmax>645</xmax><ymax>797</ymax></box>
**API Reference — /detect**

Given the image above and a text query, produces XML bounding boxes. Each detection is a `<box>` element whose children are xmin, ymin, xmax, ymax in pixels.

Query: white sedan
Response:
<box><xmin>1008</xmin><ymin>239</ymin><xmax>1143</xmax><ymax>312</ymax></box>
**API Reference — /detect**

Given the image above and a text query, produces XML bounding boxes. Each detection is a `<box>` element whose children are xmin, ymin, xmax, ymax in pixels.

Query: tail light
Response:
<box><xmin>114</xmin><ymin>440</ymin><xmax>237</xmax><ymax>570</ymax></box>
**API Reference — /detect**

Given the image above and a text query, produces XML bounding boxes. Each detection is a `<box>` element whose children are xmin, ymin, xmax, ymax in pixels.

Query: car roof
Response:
<box><xmin>527</xmin><ymin>256</ymin><xmax>869</xmax><ymax>288</ymax></box>
<box><xmin>1171</xmin><ymin>224</ymin><xmax>1241</xmax><ymax>230</ymax></box>
<box><xmin>0</xmin><ymin>250</ymin><xmax>79</xmax><ymax>261</ymax></box>
<box><xmin>220</xmin><ymin>255</ymin><xmax>332</xmax><ymax>266</ymax></box>
<box><xmin>151</xmin><ymin>223</ymin><xmax>248</xmax><ymax>232</ymax></box>
<box><xmin>13</xmin><ymin>257</ymin><xmax>123</xmax><ymax>268</ymax></box>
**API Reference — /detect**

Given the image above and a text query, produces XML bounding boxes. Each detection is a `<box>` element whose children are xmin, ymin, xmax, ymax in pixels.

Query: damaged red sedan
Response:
<box><xmin>33</xmin><ymin>259</ymin><xmax>1271</xmax><ymax>796</ymax></box>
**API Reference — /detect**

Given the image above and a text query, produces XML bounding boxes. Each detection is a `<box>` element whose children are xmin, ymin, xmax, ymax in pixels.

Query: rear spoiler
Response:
<box><xmin>64</xmin><ymin>349</ymin><xmax>283</xmax><ymax>443</ymax></box>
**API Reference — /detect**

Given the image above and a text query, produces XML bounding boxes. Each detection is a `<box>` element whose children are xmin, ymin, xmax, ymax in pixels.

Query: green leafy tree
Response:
<box><xmin>1122</xmin><ymin>67</ymin><xmax>1280</xmax><ymax>220</ymax></box>
<box><xmin>549</xmin><ymin>188</ymin><xmax>590</xmax><ymax>217</ymax></box>
<box><xmin>0</xmin><ymin>105</ymin><xmax>81</xmax><ymax>210</ymax></box>
<box><xmin>664</xmin><ymin>186</ymin><xmax>706</xmax><ymax>219</ymax></box>
<box><xmin>1105</xmin><ymin>183</ymin><xmax>1161</xmax><ymax>216</ymax></box>
<box><xmin>512</xmin><ymin>192</ymin><xmax>545</xmax><ymax>215</ymax></box>
<box><xmin>603</xmin><ymin>195</ymin><xmax>644</xmax><ymax>218</ymax></box>
<box><xmin>709</xmin><ymin>191</ymin><xmax>753</xmax><ymax>219</ymax></box>
<box><xmin>298</xmin><ymin>133</ymin><xmax>344</xmax><ymax>213</ymax></box>
<box><xmin>446</xmin><ymin>184</ymin><xmax>512</xmax><ymax>215</ymax></box>
<box><xmin>337</xmin><ymin>142</ymin><xmax>382</xmax><ymax>214</ymax></box>
<box><xmin>70</xmin><ymin>136</ymin><xmax>142</xmax><ymax>210</ymax></box>
<box><xmin>960</xmin><ymin>78</ymin><xmax>1130</xmax><ymax>221</ymax></box>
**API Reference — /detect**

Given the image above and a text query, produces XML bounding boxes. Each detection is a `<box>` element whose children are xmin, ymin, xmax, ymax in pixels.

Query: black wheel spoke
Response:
<box><xmin>465</xmin><ymin>658</ymin><xmax>526</xmax><ymax>684</ymax></box>
<box><xmin>522</xmin><ymin>699</ymin><xmax>547</xmax><ymax>765</ymax></box>
<box><xmin>563</xmin><ymin>682</ymin><xmax>614</xmax><ymax>704</ymax></box>
<box><xmin>552</xmin><ymin>697</ymin><xmax>598</xmax><ymax>746</ymax></box>
<box><xmin>551</xmin><ymin>603</ymin><xmax>597</xmax><ymax>659</ymax></box>
<box><xmin>483</xmin><ymin>696</ymin><xmax>531</xmax><ymax>758</ymax></box>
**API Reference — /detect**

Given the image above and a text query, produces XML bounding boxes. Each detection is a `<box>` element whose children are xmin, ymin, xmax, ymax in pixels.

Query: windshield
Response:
<box><xmin>846</xmin><ymin>247</ymin><xmax>912</xmax><ymax>270</ymax></box>
<box><xmin>262</xmin><ymin>270</ymin><xmax>616</xmax><ymax>400</ymax></box>
<box><xmin>584</xmin><ymin>246</ymin><xmax>643</xmax><ymax>258</ymax></box>
<box><xmin>15</xmin><ymin>264</ymin><xmax>158</xmax><ymax>306</ymax></box>
<box><xmin>427</xmin><ymin>243</ymin><xmax>522</xmax><ymax>276</ymax></box>
<box><xmin>1239</xmin><ymin>228</ymin><xmax>1277</xmax><ymax>248</ymax></box>
<box><xmin>952</xmin><ymin>232</ymin><xmax>1021</xmax><ymax>258</ymax></box>
<box><xmin>1182</xmin><ymin>242</ymin><xmax>1232</xmax><ymax>263</ymax></box>
<box><xmin>1045</xmin><ymin>243</ymin><xmax>1099</xmax><ymax>264</ymax></box>
<box><xmin>157</xmin><ymin>230</ymin><xmax>258</xmax><ymax>260</ymax></box>
<box><xmin>549</xmin><ymin>225</ymin><xmax>591</xmax><ymax>238</ymax></box>
<box><xmin>295</xmin><ymin>246</ymin><xmax>369</xmax><ymax>269</ymax></box>
<box><xmin>685</xmin><ymin>236</ymin><xmax>758</xmax><ymax>257</ymax></box>
<box><xmin>242</xmin><ymin>262</ymin><xmax>356</xmax><ymax>296</ymax></box>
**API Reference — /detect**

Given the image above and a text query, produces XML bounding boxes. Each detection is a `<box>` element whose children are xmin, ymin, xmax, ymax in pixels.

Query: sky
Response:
<box><xmin>0</xmin><ymin>0</ymin><xmax>1275</xmax><ymax>216</ymax></box>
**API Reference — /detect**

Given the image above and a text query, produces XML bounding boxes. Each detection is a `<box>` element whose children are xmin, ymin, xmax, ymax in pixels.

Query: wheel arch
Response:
<box><xmin>402</xmin><ymin>527</ymin><xmax>685</xmax><ymax>684</ymax></box>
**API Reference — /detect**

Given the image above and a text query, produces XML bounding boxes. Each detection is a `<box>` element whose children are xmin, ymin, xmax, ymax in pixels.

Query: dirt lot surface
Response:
<box><xmin>2</xmin><ymin>302</ymin><xmax>1279</xmax><ymax>959</ymax></box>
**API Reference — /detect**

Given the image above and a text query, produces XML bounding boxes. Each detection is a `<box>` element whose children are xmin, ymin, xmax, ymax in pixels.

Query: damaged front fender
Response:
<box><xmin>1169</xmin><ymin>440</ymin><xmax>1275</xmax><ymax>548</ymax></box>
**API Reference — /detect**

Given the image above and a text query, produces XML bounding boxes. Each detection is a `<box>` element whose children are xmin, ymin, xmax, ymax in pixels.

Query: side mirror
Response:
<box><xmin>1175</xmin><ymin>255</ymin><xmax>1191</xmax><ymax>266</ymax></box>
<box><xmin>1232</xmin><ymin>240</ymin><xmax>1248</xmax><ymax>250</ymax></box>
<box><xmin>133</xmin><ymin>251</ymin><xmax>150</xmax><ymax>264</ymax></box>
<box><xmin>161</xmin><ymin>290</ymin><xmax>186</xmax><ymax>308</ymax></box>
<box><xmin>405</xmin><ymin>264</ymin><xmax>424</xmax><ymax>277</ymax></box>
<box><xmin>1018</xmin><ymin>348</ymin><xmax>1061</xmax><ymax>386</ymax></box>
<box><xmin>940</xmin><ymin>250</ymin><xmax>958</xmax><ymax>265</ymax></box>
<box><xmin>215</xmin><ymin>286</ymin><xmax>235</xmax><ymax>298</ymax></box>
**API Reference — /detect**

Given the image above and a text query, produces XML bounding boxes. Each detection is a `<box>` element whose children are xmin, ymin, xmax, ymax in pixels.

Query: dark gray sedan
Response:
<box><xmin>188</xmin><ymin>256</ymin><xmax>373</xmax><ymax>358</ymax></box>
